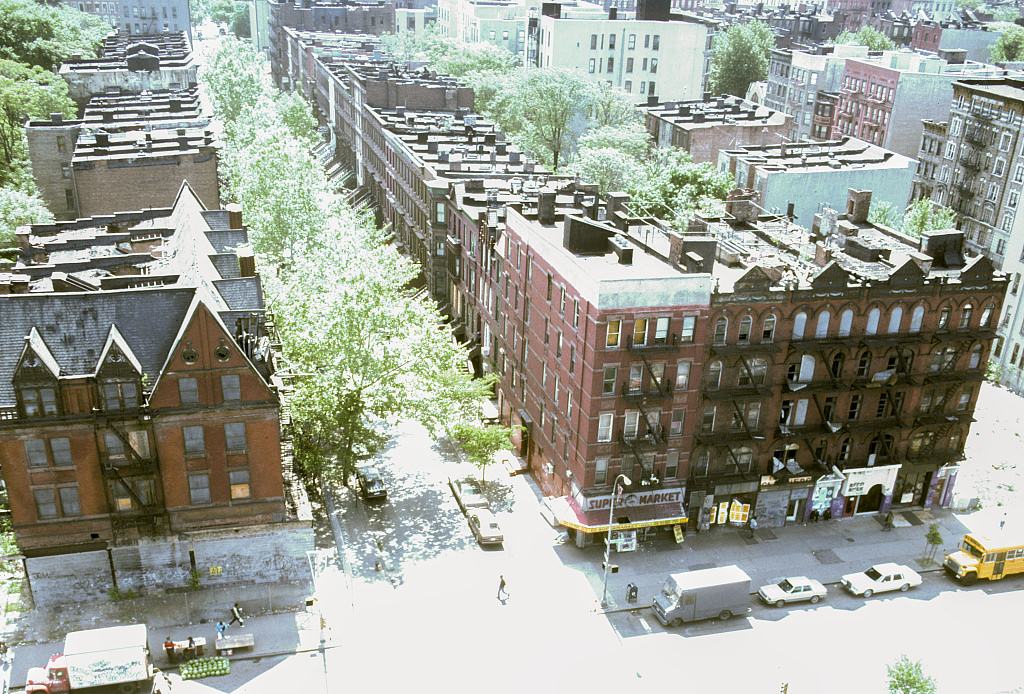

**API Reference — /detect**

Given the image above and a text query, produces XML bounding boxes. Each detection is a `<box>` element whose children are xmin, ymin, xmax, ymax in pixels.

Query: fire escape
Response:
<box><xmin>617</xmin><ymin>333</ymin><xmax>679</xmax><ymax>483</ymax></box>
<box><xmin>953</xmin><ymin>110</ymin><xmax>991</xmax><ymax>218</ymax></box>
<box><xmin>98</xmin><ymin>407</ymin><xmax>168</xmax><ymax>544</ymax></box>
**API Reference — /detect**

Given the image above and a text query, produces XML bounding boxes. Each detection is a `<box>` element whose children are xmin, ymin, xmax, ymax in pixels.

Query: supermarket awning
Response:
<box><xmin>549</xmin><ymin>494</ymin><xmax>687</xmax><ymax>534</ymax></box>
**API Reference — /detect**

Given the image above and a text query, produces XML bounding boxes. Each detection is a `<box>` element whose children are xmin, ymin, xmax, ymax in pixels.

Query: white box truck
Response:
<box><xmin>26</xmin><ymin>624</ymin><xmax>169</xmax><ymax>694</ymax></box>
<box><xmin>651</xmin><ymin>565</ymin><xmax>751</xmax><ymax>627</ymax></box>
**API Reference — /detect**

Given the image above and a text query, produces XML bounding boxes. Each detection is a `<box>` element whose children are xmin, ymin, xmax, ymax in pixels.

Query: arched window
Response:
<box><xmin>713</xmin><ymin>317</ymin><xmax>728</xmax><ymax>344</ymax></box>
<box><xmin>762</xmin><ymin>314</ymin><xmax>777</xmax><ymax>342</ymax></box>
<box><xmin>980</xmin><ymin>303</ymin><xmax>995</xmax><ymax>327</ymax></box>
<box><xmin>948</xmin><ymin>430</ymin><xmax>963</xmax><ymax>455</ymax></box>
<box><xmin>886</xmin><ymin>347</ymin><xmax>914</xmax><ymax>373</ymax></box>
<box><xmin>959</xmin><ymin>303</ymin><xmax>973</xmax><ymax>329</ymax></box>
<box><xmin>732</xmin><ymin>446</ymin><xmax>753</xmax><ymax>472</ymax></box>
<box><xmin>857</xmin><ymin>351</ymin><xmax>872</xmax><ymax>377</ymax></box>
<box><xmin>909</xmin><ymin>432</ymin><xmax>933</xmax><ymax>457</ymax></box>
<box><xmin>792</xmin><ymin>311</ymin><xmax>807</xmax><ymax>340</ymax></box>
<box><xmin>910</xmin><ymin>305</ymin><xmax>925</xmax><ymax>333</ymax></box>
<box><xmin>816</xmin><ymin>310</ymin><xmax>830</xmax><ymax>339</ymax></box>
<box><xmin>887</xmin><ymin>306</ymin><xmax>903</xmax><ymax>334</ymax></box>
<box><xmin>739</xmin><ymin>357</ymin><xmax>768</xmax><ymax>386</ymax></box>
<box><xmin>838</xmin><ymin>438</ymin><xmax>851</xmax><ymax>463</ymax></box>
<box><xmin>839</xmin><ymin>309</ymin><xmax>853</xmax><ymax>338</ymax></box>
<box><xmin>930</xmin><ymin>346</ymin><xmax>957</xmax><ymax>372</ymax></box>
<box><xmin>866</xmin><ymin>307</ymin><xmax>880</xmax><ymax>335</ymax></box>
<box><xmin>938</xmin><ymin>306</ymin><xmax>951</xmax><ymax>329</ymax></box>
<box><xmin>707</xmin><ymin>361</ymin><xmax>722</xmax><ymax>389</ymax></box>
<box><xmin>738</xmin><ymin>315</ymin><xmax>753</xmax><ymax>343</ymax></box>
<box><xmin>969</xmin><ymin>343</ymin><xmax>984</xmax><ymax>369</ymax></box>
<box><xmin>830</xmin><ymin>353</ymin><xmax>846</xmax><ymax>378</ymax></box>
<box><xmin>799</xmin><ymin>354</ymin><xmax>816</xmax><ymax>382</ymax></box>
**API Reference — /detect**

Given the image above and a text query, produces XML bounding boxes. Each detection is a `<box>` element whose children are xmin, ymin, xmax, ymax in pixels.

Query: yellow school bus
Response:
<box><xmin>943</xmin><ymin>533</ymin><xmax>1024</xmax><ymax>585</ymax></box>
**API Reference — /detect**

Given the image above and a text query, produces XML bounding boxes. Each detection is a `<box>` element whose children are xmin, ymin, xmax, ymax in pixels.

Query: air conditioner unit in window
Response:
<box><xmin>543</xmin><ymin>463</ymin><xmax>554</xmax><ymax>474</ymax></box>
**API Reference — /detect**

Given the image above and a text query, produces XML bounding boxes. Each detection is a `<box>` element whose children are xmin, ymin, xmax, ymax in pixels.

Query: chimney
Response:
<box><xmin>609</xmin><ymin>7</ymin><xmax>617</xmax><ymax>19</ymax></box>
<box><xmin>95</xmin><ymin>132</ymin><xmax>109</xmax><ymax>147</ymax></box>
<box><xmin>539</xmin><ymin>189</ymin><xmax>556</xmax><ymax>225</ymax></box>
<box><xmin>238</xmin><ymin>246</ymin><xmax>256</xmax><ymax>277</ymax></box>
<box><xmin>845</xmin><ymin>188</ymin><xmax>872</xmax><ymax>223</ymax></box>
<box><xmin>786</xmin><ymin>202</ymin><xmax>796</xmax><ymax>220</ymax></box>
<box><xmin>50</xmin><ymin>113</ymin><xmax>63</xmax><ymax>125</ymax></box>
<box><xmin>608</xmin><ymin>235</ymin><xmax>633</xmax><ymax>264</ymax></box>
<box><xmin>227</xmin><ymin>203</ymin><xmax>243</xmax><ymax>229</ymax></box>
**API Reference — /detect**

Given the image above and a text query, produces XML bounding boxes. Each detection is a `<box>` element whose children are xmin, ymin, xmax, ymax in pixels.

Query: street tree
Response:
<box><xmin>835</xmin><ymin>26</ymin><xmax>896</xmax><ymax>51</ymax></box>
<box><xmin>886</xmin><ymin>655</ymin><xmax>937</xmax><ymax>694</ymax></box>
<box><xmin>569</xmin><ymin>123</ymin><xmax>651</xmax><ymax>194</ymax></box>
<box><xmin>709</xmin><ymin>21</ymin><xmax>774</xmax><ymax>98</ymax></box>
<box><xmin>231</xmin><ymin>3</ymin><xmax>251</xmax><ymax>38</ymax></box>
<box><xmin>452</xmin><ymin>421</ymin><xmax>520</xmax><ymax>482</ymax></box>
<box><xmin>900</xmin><ymin>198</ymin><xmax>956</xmax><ymax>239</ymax></box>
<box><xmin>0</xmin><ymin>59</ymin><xmax>76</xmax><ymax>187</ymax></box>
<box><xmin>0</xmin><ymin>0</ymin><xmax>108</xmax><ymax>71</ymax></box>
<box><xmin>200</xmin><ymin>40</ymin><xmax>271</xmax><ymax>126</ymax></box>
<box><xmin>991</xmin><ymin>24</ymin><xmax>1024</xmax><ymax>62</ymax></box>
<box><xmin>993</xmin><ymin>7</ymin><xmax>1020</xmax><ymax>22</ymax></box>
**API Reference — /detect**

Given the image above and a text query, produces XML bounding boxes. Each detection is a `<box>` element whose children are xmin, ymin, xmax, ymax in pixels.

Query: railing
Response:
<box><xmin>626</xmin><ymin>333</ymin><xmax>680</xmax><ymax>353</ymax></box>
<box><xmin>621</xmin><ymin>380</ymin><xmax>672</xmax><ymax>400</ymax></box>
<box><xmin>617</xmin><ymin>426</ymin><xmax>666</xmax><ymax>449</ymax></box>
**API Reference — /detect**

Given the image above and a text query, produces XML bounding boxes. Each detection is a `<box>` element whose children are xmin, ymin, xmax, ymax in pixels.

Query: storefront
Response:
<box><xmin>548</xmin><ymin>485</ymin><xmax>687</xmax><ymax>549</ymax></box>
<box><xmin>693</xmin><ymin>480</ymin><xmax>758</xmax><ymax>532</ymax></box>
<box><xmin>837</xmin><ymin>464</ymin><xmax>901</xmax><ymax>517</ymax></box>
<box><xmin>754</xmin><ymin>474</ymin><xmax>815</xmax><ymax>527</ymax></box>
<box><xmin>811</xmin><ymin>467</ymin><xmax>845</xmax><ymax>520</ymax></box>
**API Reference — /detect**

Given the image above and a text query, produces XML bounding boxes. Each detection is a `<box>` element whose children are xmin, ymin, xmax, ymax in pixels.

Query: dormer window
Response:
<box><xmin>102</xmin><ymin>380</ymin><xmax>139</xmax><ymax>411</ymax></box>
<box><xmin>20</xmin><ymin>385</ymin><xmax>58</xmax><ymax>418</ymax></box>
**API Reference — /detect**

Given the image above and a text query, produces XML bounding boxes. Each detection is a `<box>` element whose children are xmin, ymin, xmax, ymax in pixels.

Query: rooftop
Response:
<box><xmin>71</xmin><ymin>127</ymin><xmax>217</xmax><ymax>163</ymax></box>
<box><xmin>720</xmin><ymin>136</ymin><xmax>914</xmax><ymax>174</ymax></box>
<box><xmin>642</xmin><ymin>94</ymin><xmax>788</xmax><ymax>128</ymax></box>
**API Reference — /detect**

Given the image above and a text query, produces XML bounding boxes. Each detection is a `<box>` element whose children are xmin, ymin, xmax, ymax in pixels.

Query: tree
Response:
<box><xmin>993</xmin><ymin>7</ymin><xmax>1020</xmax><ymax>22</ymax></box>
<box><xmin>0</xmin><ymin>0</ymin><xmax>108</xmax><ymax>71</ymax></box>
<box><xmin>589</xmin><ymin>80</ymin><xmax>640</xmax><ymax>129</ymax></box>
<box><xmin>569</xmin><ymin>123</ymin><xmax>651</xmax><ymax>194</ymax></box>
<box><xmin>887</xmin><ymin>655</ymin><xmax>937</xmax><ymax>694</ymax></box>
<box><xmin>835</xmin><ymin>26</ymin><xmax>896</xmax><ymax>52</ymax></box>
<box><xmin>0</xmin><ymin>59</ymin><xmax>76</xmax><ymax>187</ymax></box>
<box><xmin>451</xmin><ymin>421</ymin><xmax>520</xmax><ymax>482</ymax></box>
<box><xmin>201</xmin><ymin>40</ymin><xmax>272</xmax><ymax>127</ymax></box>
<box><xmin>868</xmin><ymin>200</ymin><xmax>900</xmax><ymax>228</ymax></box>
<box><xmin>709</xmin><ymin>21</ymin><xmax>774</xmax><ymax>98</ymax></box>
<box><xmin>208</xmin><ymin>0</ymin><xmax>236</xmax><ymax>25</ymax></box>
<box><xmin>627</xmin><ymin>148</ymin><xmax>732</xmax><ymax>228</ymax></box>
<box><xmin>901</xmin><ymin>198</ymin><xmax>956</xmax><ymax>239</ymax></box>
<box><xmin>231</xmin><ymin>3</ymin><xmax>251</xmax><ymax>38</ymax></box>
<box><xmin>924</xmin><ymin>522</ymin><xmax>943</xmax><ymax>563</ymax></box>
<box><xmin>991</xmin><ymin>24</ymin><xmax>1024</xmax><ymax>62</ymax></box>
<box><xmin>0</xmin><ymin>185</ymin><xmax>51</xmax><ymax>248</ymax></box>
<box><xmin>957</xmin><ymin>0</ymin><xmax>982</xmax><ymax>9</ymax></box>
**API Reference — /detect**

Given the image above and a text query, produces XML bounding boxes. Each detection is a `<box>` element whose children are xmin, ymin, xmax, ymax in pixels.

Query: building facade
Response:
<box><xmin>268</xmin><ymin>0</ymin><xmax>396</xmax><ymax>36</ymax></box>
<box><xmin>437</xmin><ymin>0</ymin><xmax>531</xmax><ymax>57</ymax></box>
<box><xmin>61</xmin><ymin>0</ymin><xmax>192</xmax><ymax>39</ymax></box>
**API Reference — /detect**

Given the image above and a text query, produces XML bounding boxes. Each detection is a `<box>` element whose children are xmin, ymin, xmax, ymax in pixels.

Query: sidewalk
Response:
<box><xmin>1</xmin><ymin>582</ymin><xmax>320</xmax><ymax>690</ymax></box>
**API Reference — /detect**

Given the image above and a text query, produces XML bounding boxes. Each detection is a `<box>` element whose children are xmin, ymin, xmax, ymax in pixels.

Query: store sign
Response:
<box><xmin>585</xmin><ymin>489</ymin><xmax>683</xmax><ymax>512</ymax></box>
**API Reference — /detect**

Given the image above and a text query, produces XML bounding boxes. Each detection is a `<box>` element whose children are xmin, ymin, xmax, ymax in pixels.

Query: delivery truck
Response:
<box><xmin>651</xmin><ymin>565</ymin><xmax>751</xmax><ymax>627</ymax></box>
<box><xmin>26</xmin><ymin>624</ymin><xmax>170</xmax><ymax>694</ymax></box>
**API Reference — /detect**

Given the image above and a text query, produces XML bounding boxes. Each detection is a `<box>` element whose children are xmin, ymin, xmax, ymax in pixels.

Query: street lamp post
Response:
<box><xmin>601</xmin><ymin>473</ymin><xmax>631</xmax><ymax>609</ymax></box>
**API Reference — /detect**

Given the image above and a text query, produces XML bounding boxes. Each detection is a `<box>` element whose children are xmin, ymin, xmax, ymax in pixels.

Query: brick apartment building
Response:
<box><xmin>58</xmin><ymin>0</ymin><xmax>192</xmax><ymax>40</ymax></box>
<box><xmin>641</xmin><ymin>94</ymin><xmax>790</xmax><ymax>164</ymax></box>
<box><xmin>0</xmin><ymin>185</ymin><xmax>311</xmax><ymax>605</ymax></box>
<box><xmin>269</xmin><ymin>0</ymin><xmax>396</xmax><ymax>39</ymax></box>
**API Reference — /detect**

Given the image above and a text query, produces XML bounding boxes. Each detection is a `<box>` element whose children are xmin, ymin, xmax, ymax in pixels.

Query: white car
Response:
<box><xmin>841</xmin><ymin>562</ymin><xmax>922</xmax><ymax>597</ymax></box>
<box><xmin>758</xmin><ymin>576</ymin><xmax>827</xmax><ymax>607</ymax></box>
<box><xmin>467</xmin><ymin>509</ymin><xmax>504</xmax><ymax>545</ymax></box>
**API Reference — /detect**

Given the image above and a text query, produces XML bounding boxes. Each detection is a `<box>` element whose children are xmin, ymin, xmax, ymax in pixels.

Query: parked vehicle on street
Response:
<box><xmin>758</xmin><ymin>576</ymin><xmax>827</xmax><ymax>607</ymax></box>
<box><xmin>356</xmin><ymin>463</ymin><xmax>387</xmax><ymax>500</ymax></box>
<box><xmin>651</xmin><ymin>565</ymin><xmax>751</xmax><ymax>626</ymax></box>
<box><xmin>26</xmin><ymin>624</ymin><xmax>170</xmax><ymax>694</ymax></box>
<box><xmin>448</xmin><ymin>476</ymin><xmax>488</xmax><ymax>514</ymax></box>
<box><xmin>468</xmin><ymin>509</ymin><xmax>504</xmax><ymax>545</ymax></box>
<box><xmin>943</xmin><ymin>532</ymin><xmax>1024</xmax><ymax>585</ymax></box>
<box><xmin>841</xmin><ymin>563</ymin><xmax>922</xmax><ymax>597</ymax></box>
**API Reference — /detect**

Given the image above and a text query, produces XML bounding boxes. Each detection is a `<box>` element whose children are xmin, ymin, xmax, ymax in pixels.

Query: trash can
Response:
<box><xmin>626</xmin><ymin>583</ymin><xmax>638</xmax><ymax>603</ymax></box>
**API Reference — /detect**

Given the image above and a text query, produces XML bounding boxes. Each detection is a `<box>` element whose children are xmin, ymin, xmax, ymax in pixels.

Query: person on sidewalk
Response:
<box><xmin>883</xmin><ymin>511</ymin><xmax>895</xmax><ymax>531</ymax></box>
<box><xmin>183</xmin><ymin>637</ymin><xmax>197</xmax><ymax>662</ymax></box>
<box><xmin>216</xmin><ymin>621</ymin><xmax>227</xmax><ymax>639</ymax></box>
<box><xmin>163</xmin><ymin>637</ymin><xmax>176</xmax><ymax>663</ymax></box>
<box><xmin>229</xmin><ymin>602</ymin><xmax>245</xmax><ymax>627</ymax></box>
<box><xmin>497</xmin><ymin>575</ymin><xmax>508</xmax><ymax>600</ymax></box>
<box><xmin>748</xmin><ymin>516</ymin><xmax>758</xmax><ymax>539</ymax></box>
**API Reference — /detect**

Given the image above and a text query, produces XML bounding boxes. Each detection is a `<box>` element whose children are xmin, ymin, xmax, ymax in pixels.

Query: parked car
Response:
<box><xmin>356</xmin><ymin>463</ymin><xmax>387</xmax><ymax>500</ymax></box>
<box><xmin>758</xmin><ymin>576</ymin><xmax>827</xmax><ymax>607</ymax></box>
<box><xmin>841</xmin><ymin>562</ymin><xmax>922</xmax><ymax>597</ymax></box>
<box><xmin>448</xmin><ymin>476</ymin><xmax>488</xmax><ymax>514</ymax></box>
<box><xmin>468</xmin><ymin>509</ymin><xmax>503</xmax><ymax>545</ymax></box>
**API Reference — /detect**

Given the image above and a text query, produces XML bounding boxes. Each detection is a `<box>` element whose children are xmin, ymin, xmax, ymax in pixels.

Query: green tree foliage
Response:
<box><xmin>991</xmin><ymin>24</ymin><xmax>1024</xmax><ymax>62</ymax></box>
<box><xmin>0</xmin><ymin>0</ymin><xmax>108</xmax><ymax>71</ymax></box>
<box><xmin>208</xmin><ymin>0</ymin><xmax>236</xmax><ymax>25</ymax></box>
<box><xmin>568</xmin><ymin>123</ymin><xmax>651</xmax><ymax>194</ymax></box>
<box><xmin>957</xmin><ymin>0</ymin><xmax>981</xmax><ymax>9</ymax></box>
<box><xmin>201</xmin><ymin>40</ymin><xmax>273</xmax><ymax>129</ymax></box>
<box><xmin>993</xmin><ymin>7</ymin><xmax>1020</xmax><ymax>22</ymax></box>
<box><xmin>380</xmin><ymin>26</ymin><xmax>518</xmax><ymax>78</ymax></box>
<box><xmin>0</xmin><ymin>185</ymin><xmax>51</xmax><ymax>248</ymax></box>
<box><xmin>887</xmin><ymin>655</ymin><xmax>937</xmax><ymax>694</ymax></box>
<box><xmin>452</xmin><ymin>421</ymin><xmax>520</xmax><ymax>482</ymax></box>
<box><xmin>627</xmin><ymin>149</ymin><xmax>732</xmax><ymax>228</ymax></box>
<box><xmin>589</xmin><ymin>80</ymin><xmax>640</xmax><ymax>128</ymax></box>
<box><xmin>868</xmin><ymin>200</ymin><xmax>900</xmax><ymax>228</ymax></box>
<box><xmin>900</xmin><ymin>198</ymin><xmax>956</xmax><ymax>239</ymax></box>
<box><xmin>710</xmin><ymin>21</ymin><xmax>775</xmax><ymax>98</ymax></box>
<box><xmin>231</xmin><ymin>3</ymin><xmax>251</xmax><ymax>38</ymax></box>
<box><xmin>835</xmin><ymin>26</ymin><xmax>897</xmax><ymax>51</ymax></box>
<box><xmin>0</xmin><ymin>59</ymin><xmax>76</xmax><ymax>188</ymax></box>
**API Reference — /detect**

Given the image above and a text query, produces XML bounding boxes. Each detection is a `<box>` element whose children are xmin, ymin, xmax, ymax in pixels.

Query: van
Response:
<box><xmin>651</xmin><ymin>565</ymin><xmax>751</xmax><ymax>627</ymax></box>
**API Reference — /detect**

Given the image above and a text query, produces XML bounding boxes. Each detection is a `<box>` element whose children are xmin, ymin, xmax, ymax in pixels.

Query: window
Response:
<box><xmin>183</xmin><ymin>426</ymin><xmax>205</xmax><ymax>456</ymax></box>
<box><xmin>670</xmin><ymin>409</ymin><xmax>685</xmax><ymax>436</ymax></box>
<box><xmin>607</xmin><ymin>57</ymin><xmax>614</xmax><ymax>73</ymax></box>
<box><xmin>556</xmin><ymin>331</ymin><xmax>563</xmax><ymax>358</ymax></box>
<box><xmin>628</xmin><ymin>365</ymin><xmax>643</xmax><ymax>393</ymax></box>
<box><xmin>959</xmin><ymin>303</ymin><xmax>973</xmax><ymax>329</ymax></box>
<box><xmin>919</xmin><ymin>390</ymin><xmax>933</xmax><ymax>415</ymax></box>
<box><xmin>650</xmin><ymin>58</ymin><xmax>658</xmax><ymax>74</ymax></box>
<box><xmin>61</xmin><ymin>163</ymin><xmax>71</xmax><ymax>179</ymax></box>
<box><xmin>624</xmin><ymin>81</ymin><xmax>632</xmax><ymax>93</ymax></box>
<box><xmin>51</xmin><ymin>437</ymin><xmax>72</xmax><ymax>466</ymax></box>
<box><xmin>595</xmin><ymin>458</ymin><xmax>609</xmax><ymax>485</ymax></box>
<box><xmin>652</xmin><ymin>34</ymin><xmax>660</xmax><ymax>50</ymax></box>
<box><xmin>229</xmin><ymin>470</ymin><xmax>251</xmax><ymax>499</ymax></box>
<box><xmin>980</xmin><ymin>303</ymin><xmax>995</xmax><ymax>327</ymax></box>
<box><xmin>588</xmin><ymin>58</ymin><xmax>596</xmax><ymax>73</ymax></box>
<box><xmin>434</xmin><ymin>202</ymin><xmax>445</xmax><ymax>224</ymax></box>
<box><xmin>224</xmin><ymin>422</ymin><xmax>246</xmax><ymax>452</ymax></box>
<box><xmin>957</xmin><ymin>387</ymin><xmax>973</xmax><ymax>411</ymax></box>
<box><xmin>665</xmin><ymin>451</ymin><xmax>679</xmax><ymax>479</ymax></box>
<box><xmin>628</xmin><ymin>34</ymin><xmax>635</xmax><ymax>49</ymax></box>
<box><xmin>707</xmin><ymin>361</ymin><xmax>722</xmax><ymax>389</ymax></box>
<box><xmin>866</xmin><ymin>307</ymin><xmax>880</xmax><ymax>335</ymax></box>
<box><xmin>701</xmin><ymin>406</ymin><xmax>716</xmax><ymax>432</ymax></box>
<box><xmin>626</xmin><ymin>57</ymin><xmax>634</xmax><ymax>73</ymax></box>
<box><xmin>34</xmin><ymin>489</ymin><xmax>58</xmax><ymax>519</ymax></box>
<box><xmin>644</xmin><ymin>34</ymin><xmax>650</xmax><ymax>48</ymax></box>
<box><xmin>569</xmin><ymin>345</ymin><xmax>576</xmax><ymax>374</ymax></box>
<box><xmin>606</xmin><ymin>320</ymin><xmax>621</xmax><ymax>347</ymax></box>
<box><xmin>56</xmin><ymin>135</ymin><xmax>67</xmax><ymax>152</ymax></box>
<box><xmin>65</xmin><ymin>189</ymin><xmax>75</xmax><ymax>210</ymax></box>
<box><xmin>815</xmin><ymin>311</ymin><xmax>830</xmax><ymax>339</ymax></box>
<box><xmin>681</xmin><ymin>316</ymin><xmax>696</xmax><ymax>342</ymax></box>
<box><xmin>738</xmin><ymin>316</ymin><xmax>752</xmax><ymax>343</ymax></box>
<box><xmin>848</xmin><ymin>395</ymin><xmax>862</xmax><ymax>420</ymax></box>
<box><xmin>59</xmin><ymin>487</ymin><xmax>81</xmax><ymax>516</ymax></box>
<box><xmin>603</xmin><ymin>366</ymin><xmax>617</xmax><ymax>395</ymax></box>
<box><xmin>608</xmin><ymin>34</ymin><xmax>616</xmax><ymax>49</ymax></box>
<box><xmin>761</xmin><ymin>315</ymin><xmax>776</xmax><ymax>342</ymax></box>
<box><xmin>676</xmin><ymin>361</ymin><xmax>691</xmax><ymax>389</ymax></box>
<box><xmin>489</xmin><ymin>30</ymin><xmax>495</xmax><ymax>40</ymax></box>
<box><xmin>910</xmin><ymin>305</ymin><xmax>924</xmax><ymax>333</ymax></box>
<box><xmin>105</xmin><ymin>432</ymin><xmax>126</xmax><ymax>463</ymax></box>
<box><xmin>930</xmin><ymin>346</ymin><xmax>957</xmax><ymax>372</ymax></box>
<box><xmin>597</xmin><ymin>413</ymin><xmax>614</xmax><ymax>442</ymax></box>
<box><xmin>624</xmin><ymin>411</ymin><xmax>640</xmax><ymax>438</ymax></box>
<box><xmin>102</xmin><ymin>380</ymin><xmax>138</xmax><ymax>410</ymax></box>
<box><xmin>887</xmin><ymin>306</ymin><xmax>903</xmax><ymax>334</ymax></box>
<box><xmin>938</xmin><ymin>306</ymin><xmax>951</xmax><ymax>329</ymax></box>
<box><xmin>188</xmin><ymin>473</ymin><xmax>211</xmax><ymax>504</ymax></box>
<box><xmin>654</xmin><ymin>317</ymin><xmax>669</xmax><ymax>344</ymax></box>
<box><xmin>178</xmin><ymin>377</ymin><xmax>199</xmax><ymax>405</ymax></box>
<box><xmin>876</xmin><ymin>392</ymin><xmax>890</xmax><ymax>418</ymax></box>
<box><xmin>25</xmin><ymin>439</ymin><xmax>48</xmax><ymax>467</ymax></box>
<box><xmin>649</xmin><ymin>82</ymin><xmax>656</xmax><ymax>96</ymax></box>
<box><xmin>792</xmin><ymin>311</ymin><xmax>807</xmax><ymax>339</ymax></box>
<box><xmin>574</xmin><ymin>299</ymin><xmax>580</xmax><ymax>328</ymax></box>
<box><xmin>738</xmin><ymin>358</ymin><xmax>767</xmax><ymax>386</ymax></box>
<box><xmin>591</xmin><ymin>34</ymin><xmax>598</xmax><ymax>49</ymax></box>
<box><xmin>220</xmin><ymin>374</ymin><xmax>241</xmax><ymax>401</ymax></box>
<box><xmin>969</xmin><ymin>344</ymin><xmax>984</xmax><ymax>369</ymax></box>
<box><xmin>633</xmin><ymin>319</ymin><xmax>648</xmax><ymax>347</ymax></box>
<box><xmin>713</xmin><ymin>317</ymin><xmax>728</xmax><ymax>344</ymax></box>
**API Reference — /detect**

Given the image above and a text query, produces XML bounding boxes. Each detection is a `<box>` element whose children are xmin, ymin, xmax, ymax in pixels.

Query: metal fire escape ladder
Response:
<box><xmin>104</xmin><ymin>423</ymin><xmax>151</xmax><ymax>511</ymax></box>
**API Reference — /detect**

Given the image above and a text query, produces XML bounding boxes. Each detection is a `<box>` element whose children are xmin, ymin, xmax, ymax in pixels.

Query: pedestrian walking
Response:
<box><xmin>215</xmin><ymin>621</ymin><xmax>227</xmax><ymax>639</ymax></box>
<box><xmin>748</xmin><ymin>516</ymin><xmax>758</xmax><ymax>539</ymax></box>
<box><xmin>1001</xmin><ymin>513</ymin><xmax>1007</xmax><ymax>530</ymax></box>
<box><xmin>883</xmin><ymin>511</ymin><xmax>895</xmax><ymax>531</ymax></box>
<box><xmin>497</xmin><ymin>575</ymin><xmax>508</xmax><ymax>600</ymax></box>
<box><xmin>229</xmin><ymin>602</ymin><xmax>245</xmax><ymax>627</ymax></box>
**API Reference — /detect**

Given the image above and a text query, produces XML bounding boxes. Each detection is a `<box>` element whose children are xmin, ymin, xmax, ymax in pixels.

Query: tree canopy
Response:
<box><xmin>379</xmin><ymin>27</ymin><xmax>519</xmax><ymax>78</ymax></box>
<box><xmin>0</xmin><ymin>0</ymin><xmax>108</xmax><ymax>71</ymax></box>
<box><xmin>886</xmin><ymin>655</ymin><xmax>937</xmax><ymax>694</ymax></box>
<box><xmin>991</xmin><ymin>24</ymin><xmax>1024</xmax><ymax>62</ymax></box>
<box><xmin>835</xmin><ymin>26</ymin><xmax>896</xmax><ymax>52</ymax></box>
<box><xmin>709</xmin><ymin>21</ymin><xmax>775</xmax><ymax>98</ymax></box>
<box><xmin>900</xmin><ymin>198</ymin><xmax>956</xmax><ymax>239</ymax></box>
<box><xmin>0</xmin><ymin>185</ymin><xmax>50</xmax><ymax>248</ymax></box>
<box><xmin>231</xmin><ymin>4</ymin><xmax>251</xmax><ymax>38</ymax></box>
<box><xmin>627</xmin><ymin>149</ymin><xmax>732</xmax><ymax>228</ymax></box>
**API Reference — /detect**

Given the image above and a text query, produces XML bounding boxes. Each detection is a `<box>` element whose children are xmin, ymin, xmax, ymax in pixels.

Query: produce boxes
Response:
<box><xmin>180</xmin><ymin>656</ymin><xmax>231</xmax><ymax>679</ymax></box>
